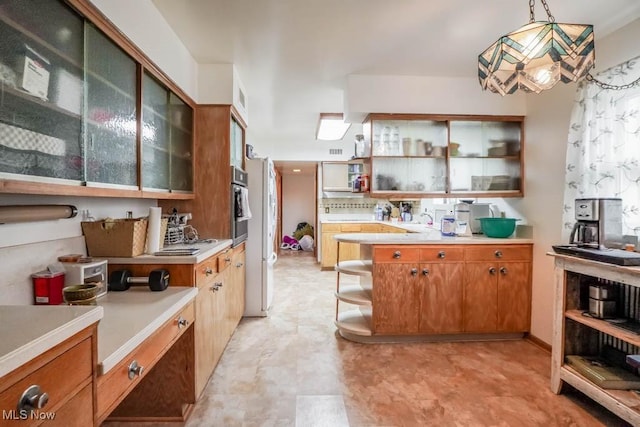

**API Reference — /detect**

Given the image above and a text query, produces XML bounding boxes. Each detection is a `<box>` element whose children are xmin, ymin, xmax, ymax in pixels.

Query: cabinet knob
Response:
<box><xmin>18</xmin><ymin>385</ymin><xmax>49</xmax><ymax>412</ymax></box>
<box><xmin>494</xmin><ymin>250</ymin><xmax>503</xmax><ymax>258</ymax></box>
<box><xmin>489</xmin><ymin>267</ymin><xmax>497</xmax><ymax>275</ymax></box>
<box><xmin>236</xmin><ymin>262</ymin><xmax>244</xmax><ymax>268</ymax></box>
<box><xmin>393</xmin><ymin>251</ymin><xmax>401</xmax><ymax>259</ymax></box>
<box><xmin>422</xmin><ymin>268</ymin><xmax>429</xmax><ymax>276</ymax></box>
<box><xmin>204</xmin><ymin>267</ymin><xmax>214</xmax><ymax>276</ymax></box>
<box><xmin>224</xmin><ymin>257</ymin><xmax>231</xmax><ymax>262</ymax></box>
<box><xmin>438</xmin><ymin>251</ymin><xmax>445</xmax><ymax>259</ymax></box>
<box><xmin>176</xmin><ymin>316</ymin><xmax>189</xmax><ymax>329</ymax></box>
<box><xmin>500</xmin><ymin>267</ymin><xmax>508</xmax><ymax>275</ymax></box>
<box><xmin>209</xmin><ymin>285</ymin><xmax>217</xmax><ymax>292</ymax></box>
<box><xmin>410</xmin><ymin>268</ymin><xmax>418</xmax><ymax>276</ymax></box>
<box><xmin>215</xmin><ymin>282</ymin><xmax>223</xmax><ymax>288</ymax></box>
<box><xmin>128</xmin><ymin>360</ymin><xmax>144</xmax><ymax>380</ymax></box>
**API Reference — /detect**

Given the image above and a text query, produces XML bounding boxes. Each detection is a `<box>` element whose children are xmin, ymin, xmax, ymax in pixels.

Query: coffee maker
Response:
<box><xmin>570</xmin><ymin>198</ymin><xmax>623</xmax><ymax>249</ymax></box>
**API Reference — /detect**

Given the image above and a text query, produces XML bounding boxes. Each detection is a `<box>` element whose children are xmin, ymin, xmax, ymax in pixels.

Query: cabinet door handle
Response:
<box><xmin>438</xmin><ymin>251</ymin><xmax>445</xmax><ymax>259</ymax></box>
<box><xmin>176</xmin><ymin>316</ymin><xmax>189</xmax><ymax>329</ymax></box>
<box><xmin>209</xmin><ymin>285</ymin><xmax>217</xmax><ymax>292</ymax></box>
<box><xmin>410</xmin><ymin>268</ymin><xmax>418</xmax><ymax>276</ymax></box>
<box><xmin>215</xmin><ymin>282</ymin><xmax>223</xmax><ymax>288</ymax></box>
<box><xmin>18</xmin><ymin>385</ymin><xmax>49</xmax><ymax>412</ymax></box>
<box><xmin>422</xmin><ymin>268</ymin><xmax>429</xmax><ymax>276</ymax></box>
<box><xmin>205</xmin><ymin>267</ymin><xmax>214</xmax><ymax>276</ymax></box>
<box><xmin>236</xmin><ymin>262</ymin><xmax>244</xmax><ymax>268</ymax></box>
<box><xmin>393</xmin><ymin>251</ymin><xmax>401</xmax><ymax>259</ymax></box>
<box><xmin>489</xmin><ymin>267</ymin><xmax>497</xmax><ymax>275</ymax></box>
<box><xmin>224</xmin><ymin>257</ymin><xmax>231</xmax><ymax>262</ymax></box>
<box><xmin>128</xmin><ymin>360</ymin><xmax>144</xmax><ymax>380</ymax></box>
<box><xmin>494</xmin><ymin>250</ymin><xmax>503</xmax><ymax>258</ymax></box>
<box><xmin>500</xmin><ymin>267</ymin><xmax>508</xmax><ymax>275</ymax></box>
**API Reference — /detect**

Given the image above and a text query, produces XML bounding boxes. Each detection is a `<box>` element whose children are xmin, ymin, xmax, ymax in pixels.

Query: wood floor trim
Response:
<box><xmin>526</xmin><ymin>333</ymin><xmax>552</xmax><ymax>353</ymax></box>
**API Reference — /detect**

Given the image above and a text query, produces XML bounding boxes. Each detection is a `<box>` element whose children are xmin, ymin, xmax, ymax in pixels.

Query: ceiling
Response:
<box><xmin>152</xmin><ymin>0</ymin><xmax>640</xmax><ymax>162</ymax></box>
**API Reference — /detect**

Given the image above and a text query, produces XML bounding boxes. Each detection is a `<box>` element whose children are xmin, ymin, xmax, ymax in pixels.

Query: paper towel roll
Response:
<box><xmin>146</xmin><ymin>207</ymin><xmax>162</xmax><ymax>254</ymax></box>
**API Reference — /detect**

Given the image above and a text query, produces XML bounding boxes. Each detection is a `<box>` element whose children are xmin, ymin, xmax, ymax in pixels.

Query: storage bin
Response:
<box><xmin>82</xmin><ymin>218</ymin><xmax>148</xmax><ymax>257</ymax></box>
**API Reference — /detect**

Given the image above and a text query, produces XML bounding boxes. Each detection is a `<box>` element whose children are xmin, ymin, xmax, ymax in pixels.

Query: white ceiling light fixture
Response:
<box><xmin>479</xmin><ymin>0</ymin><xmax>595</xmax><ymax>95</ymax></box>
<box><xmin>316</xmin><ymin>113</ymin><xmax>351</xmax><ymax>141</ymax></box>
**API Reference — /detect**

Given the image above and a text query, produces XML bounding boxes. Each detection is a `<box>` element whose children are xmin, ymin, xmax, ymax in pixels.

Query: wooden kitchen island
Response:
<box><xmin>333</xmin><ymin>232</ymin><xmax>534</xmax><ymax>343</ymax></box>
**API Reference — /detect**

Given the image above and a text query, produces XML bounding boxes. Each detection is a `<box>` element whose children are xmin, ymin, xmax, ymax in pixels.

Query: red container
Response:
<box><xmin>31</xmin><ymin>270</ymin><xmax>65</xmax><ymax>305</ymax></box>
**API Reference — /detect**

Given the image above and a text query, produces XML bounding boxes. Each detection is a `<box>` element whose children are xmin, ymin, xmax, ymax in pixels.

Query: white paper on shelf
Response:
<box><xmin>146</xmin><ymin>207</ymin><xmax>162</xmax><ymax>254</ymax></box>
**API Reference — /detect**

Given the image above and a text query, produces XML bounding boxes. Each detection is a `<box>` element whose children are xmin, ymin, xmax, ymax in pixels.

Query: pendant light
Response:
<box><xmin>478</xmin><ymin>0</ymin><xmax>594</xmax><ymax>95</ymax></box>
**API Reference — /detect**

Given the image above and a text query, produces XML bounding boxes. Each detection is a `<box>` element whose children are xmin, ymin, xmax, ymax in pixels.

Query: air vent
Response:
<box><xmin>329</xmin><ymin>148</ymin><xmax>343</xmax><ymax>155</ymax></box>
<box><xmin>238</xmin><ymin>87</ymin><xmax>246</xmax><ymax>109</ymax></box>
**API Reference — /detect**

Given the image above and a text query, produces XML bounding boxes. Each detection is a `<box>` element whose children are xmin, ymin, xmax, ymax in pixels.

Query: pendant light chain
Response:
<box><xmin>530</xmin><ymin>0</ymin><xmax>555</xmax><ymax>23</ymax></box>
<box><xmin>586</xmin><ymin>74</ymin><xmax>640</xmax><ymax>91</ymax></box>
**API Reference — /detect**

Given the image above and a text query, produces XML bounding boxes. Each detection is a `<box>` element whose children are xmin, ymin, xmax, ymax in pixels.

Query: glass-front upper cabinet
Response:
<box><xmin>364</xmin><ymin>115</ymin><xmax>449</xmax><ymax>195</ymax></box>
<box><xmin>142</xmin><ymin>71</ymin><xmax>193</xmax><ymax>192</ymax></box>
<box><xmin>363</xmin><ymin>114</ymin><xmax>524</xmax><ymax>197</ymax></box>
<box><xmin>0</xmin><ymin>0</ymin><xmax>84</xmax><ymax>182</ymax></box>
<box><xmin>230</xmin><ymin>115</ymin><xmax>244</xmax><ymax>169</ymax></box>
<box><xmin>84</xmin><ymin>23</ymin><xmax>137</xmax><ymax>188</ymax></box>
<box><xmin>449</xmin><ymin>119</ymin><xmax>523</xmax><ymax>196</ymax></box>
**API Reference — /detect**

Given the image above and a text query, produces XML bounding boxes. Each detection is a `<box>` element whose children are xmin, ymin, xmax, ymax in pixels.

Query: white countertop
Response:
<box><xmin>334</xmin><ymin>232</ymin><xmax>533</xmax><ymax>245</ymax></box>
<box><xmin>322</xmin><ymin>219</ymin><xmax>443</xmax><ymax>234</ymax></box>
<box><xmin>0</xmin><ymin>305</ymin><xmax>103</xmax><ymax>378</ymax></box>
<box><xmin>103</xmin><ymin>239</ymin><xmax>233</xmax><ymax>264</ymax></box>
<box><xmin>96</xmin><ymin>286</ymin><xmax>198</xmax><ymax>374</ymax></box>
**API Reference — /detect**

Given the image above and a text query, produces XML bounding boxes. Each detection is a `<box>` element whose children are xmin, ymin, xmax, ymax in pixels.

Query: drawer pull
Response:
<box><xmin>410</xmin><ymin>268</ymin><xmax>418</xmax><ymax>276</ymax></box>
<box><xmin>18</xmin><ymin>385</ymin><xmax>49</xmax><ymax>411</ymax></box>
<box><xmin>500</xmin><ymin>267</ymin><xmax>508</xmax><ymax>275</ymax></box>
<box><xmin>393</xmin><ymin>251</ymin><xmax>401</xmax><ymax>259</ymax></box>
<box><xmin>422</xmin><ymin>268</ymin><xmax>429</xmax><ymax>276</ymax></box>
<box><xmin>176</xmin><ymin>316</ymin><xmax>189</xmax><ymax>329</ymax></box>
<box><xmin>209</xmin><ymin>285</ymin><xmax>217</xmax><ymax>292</ymax></box>
<box><xmin>494</xmin><ymin>250</ymin><xmax>503</xmax><ymax>258</ymax></box>
<box><xmin>438</xmin><ymin>251</ymin><xmax>445</xmax><ymax>259</ymax></box>
<box><xmin>489</xmin><ymin>267</ymin><xmax>497</xmax><ymax>275</ymax></box>
<box><xmin>205</xmin><ymin>267</ymin><xmax>214</xmax><ymax>276</ymax></box>
<box><xmin>215</xmin><ymin>282</ymin><xmax>223</xmax><ymax>288</ymax></box>
<box><xmin>236</xmin><ymin>262</ymin><xmax>244</xmax><ymax>268</ymax></box>
<box><xmin>224</xmin><ymin>257</ymin><xmax>231</xmax><ymax>262</ymax></box>
<box><xmin>128</xmin><ymin>360</ymin><xmax>144</xmax><ymax>380</ymax></box>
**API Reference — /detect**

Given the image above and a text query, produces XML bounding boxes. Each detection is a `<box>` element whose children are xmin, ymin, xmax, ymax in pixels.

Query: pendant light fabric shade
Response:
<box><xmin>479</xmin><ymin>21</ymin><xmax>595</xmax><ymax>95</ymax></box>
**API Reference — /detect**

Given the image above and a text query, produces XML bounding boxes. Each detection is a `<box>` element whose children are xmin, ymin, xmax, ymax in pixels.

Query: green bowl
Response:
<box><xmin>478</xmin><ymin>217</ymin><xmax>519</xmax><ymax>238</ymax></box>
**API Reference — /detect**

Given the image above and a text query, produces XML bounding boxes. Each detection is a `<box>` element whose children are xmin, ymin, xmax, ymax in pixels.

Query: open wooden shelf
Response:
<box><xmin>335</xmin><ymin>260</ymin><xmax>372</xmax><ymax>276</ymax></box>
<box><xmin>565</xmin><ymin>310</ymin><xmax>640</xmax><ymax>347</ymax></box>
<box><xmin>335</xmin><ymin>308</ymin><xmax>372</xmax><ymax>336</ymax></box>
<box><xmin>335</xmin><ymin>285</ymin><xmax>372</xmax><ymax>306</ymax></box>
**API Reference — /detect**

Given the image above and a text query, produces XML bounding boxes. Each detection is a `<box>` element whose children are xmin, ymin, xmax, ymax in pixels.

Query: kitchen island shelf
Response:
<box><xmin>335</xmin><ymin>308</ymin><xmax>372</xmax><ymax>336</ymax></box>
<box><xmin>335</xmin><ymin>259</ymin><xmax>373</xmax><ymax>276</ymax></box>
<box><xmin>335</xmin><ymin>284</ymin><xmax>372</xmax><ymax>306</ymax></box>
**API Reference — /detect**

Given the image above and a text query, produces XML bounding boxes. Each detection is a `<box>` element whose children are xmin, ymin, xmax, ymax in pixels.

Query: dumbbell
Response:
<box><xmin>109</xmin><ymin>269</ymin><xmax>170</xmax><ymax>292</ymax></box>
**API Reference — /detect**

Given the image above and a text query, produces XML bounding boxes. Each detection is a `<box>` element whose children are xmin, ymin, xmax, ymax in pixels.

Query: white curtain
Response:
<box><xmin>562</xmin><ymin>56</ymin><xmax>640</xmax><ymax>241</ymax></box>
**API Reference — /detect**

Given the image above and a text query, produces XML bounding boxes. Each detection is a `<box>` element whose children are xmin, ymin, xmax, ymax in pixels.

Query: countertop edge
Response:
<box><xmin>98</xmin><ymin>287</ymin><xmax>198</xmax><ymax>375</ymax></box>
<box><xmin>333</xmin><ymin>233</ymin><xmax>534</xmax><ymax>244</ymax></box>
<box><xmin>0</xmin><ymin>306</ymin><xmax>104</xmax><ymax>378</ymax></box>
<box><xmin>100</xmin><ymin>240</ymin><xmax>233</xmax><ymax>264</ymax></box>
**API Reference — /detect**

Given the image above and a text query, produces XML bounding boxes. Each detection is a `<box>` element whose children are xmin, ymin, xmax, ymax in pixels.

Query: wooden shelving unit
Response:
<box><xmin>550</xmin><ymin>252</ymin><xmax>640</xmax><ymax>425</ymax></box>
<box><xmin>334</xmin><ymin>241</ymin><xmax>373</xmax><ymax>337</ymax></box>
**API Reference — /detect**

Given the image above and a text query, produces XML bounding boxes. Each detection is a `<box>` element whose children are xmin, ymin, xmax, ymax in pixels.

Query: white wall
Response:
<box><xmin>523</xmin><ymin>18</ymin><xmax>640</xmax><ymax>344</ymax></box>
<box><xmin>281</xmin><ymin>174</ymin><xmax>315</xmax><ymax>243</ymax></box>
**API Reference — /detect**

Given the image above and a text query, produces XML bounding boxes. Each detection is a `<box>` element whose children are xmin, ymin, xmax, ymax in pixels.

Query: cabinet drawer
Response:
<box><xmin>361</xmin><ymin>224</ymin><xmax>381</xmax><ymax>232</ymax></box>
<box><xmin>373</xmin><ymin>247</ymin><xmax>420</xmax><ymax>263</ymax></box>
<box><xmin>195</xmin><ymin>257</ymin><xmax>218</xmax><ymax>287</ymax></box>
<box><xmin>464</xmin><ymin>245</ymin><xmax>532</xmax><ymax>262</ymax></box>
<box><xmin>341</xmin><ymin>224</ymin><xmax>362</xmax><ymax>232</ymax></box>
<box><xmin>0</xmin><ymin>338</ymin><xmax>92</xmax><ymax>422</ymax></box>
<box><xmin>97</xmin><ymin>302</ymin><xmax>195</xmax><ymax>421</ymax></box>
<box><xmin>420</xmin><ymin>247</ymin><xmax>464</xmax><ymax>262</ymax></box>
<box><xmin>46</xmin><ymin>383</ymin><xmax>93</xmax><ymax>427</ymax></box>
<box><xmin>322</xmin><ymin>223</ymin><xmax>341</xmax><ymax>232</ymax></box>
<box><xmin>218</xmin><ymin>248</ymin><xmax>233</xmax><ymax>272</ymax></box>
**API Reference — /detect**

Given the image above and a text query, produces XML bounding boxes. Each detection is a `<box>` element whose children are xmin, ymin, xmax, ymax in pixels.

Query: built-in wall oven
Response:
<box><xmin>231</xmin><ymin>166</ymin><xmax>249</xmax><ymax>246</ymax></box>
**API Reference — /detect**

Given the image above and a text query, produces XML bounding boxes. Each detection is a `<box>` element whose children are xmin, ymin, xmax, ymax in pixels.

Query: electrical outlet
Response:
<box><xmin>325</xmin><ymin>207</ymin><xmax>330</xmax><ymax>213</ymax></box>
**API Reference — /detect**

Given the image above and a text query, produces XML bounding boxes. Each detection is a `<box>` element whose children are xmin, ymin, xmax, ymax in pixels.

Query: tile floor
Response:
<box><xmin>182</xmin><ymin>250</ymin><xmax>630</xmax><ymax>427</ymax></box>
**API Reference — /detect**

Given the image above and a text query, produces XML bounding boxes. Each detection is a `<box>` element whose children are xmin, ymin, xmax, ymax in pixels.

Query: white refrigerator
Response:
<box><xmin>245</xmin><ymin>157</ymin><xmax>278</xmax><ymax>316</ymax></box>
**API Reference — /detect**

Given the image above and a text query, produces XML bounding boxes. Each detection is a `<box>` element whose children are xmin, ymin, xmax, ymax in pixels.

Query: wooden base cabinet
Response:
<box><xmin>370</xmin><ymin>243</ymin><xmax>531</xmax><ymax>337</ymax></box>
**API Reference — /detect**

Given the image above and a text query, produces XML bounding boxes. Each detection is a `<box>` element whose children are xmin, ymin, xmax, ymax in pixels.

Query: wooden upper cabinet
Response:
<box><xmin>0</xmin><ymin>0</ymin><xmax>195</xmax><ymax>199</ymax></box>
<box><xmin>363</xmin><ymin>113</ymin><xmax>524</xmax><ymax>199</ymax></box>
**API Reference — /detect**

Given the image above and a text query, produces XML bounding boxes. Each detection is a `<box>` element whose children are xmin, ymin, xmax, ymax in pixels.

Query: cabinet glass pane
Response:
<box><xmin>0</xmin><ymin>0</ymin><xmax>83</xmax><ymax>181</ymax></box>
<box><xmin>85</xmin><ymin>24</ymin><xmax>137</xmax><ymax>186</ymax></box>
<box><xmin>372</xmin><ymin>120</ymin><xmax>447</xmax><ymax>157</ymax></box>
<box><xmin>449</xmin><ymin>121</ymin><xmax>521</xmax><ymax>193</ymax></box>
<box><xmin>230</xmin><ymin>117</ymin><xmax>243</xmax><ymax>169</ymax></box>
<box><xmin>142</xmin><ymin>72</ymin><xmax>170</xmax><ymax>190</ymax></box>
<box><xmin>169</xmin><ymin>92</ymin><xmax>192</xmax><ymax>191</ymax></box>
<box><xmin>372</xmin><ymin>158</ymin><xmax>447</xmax><ymax>193</ymax></box>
